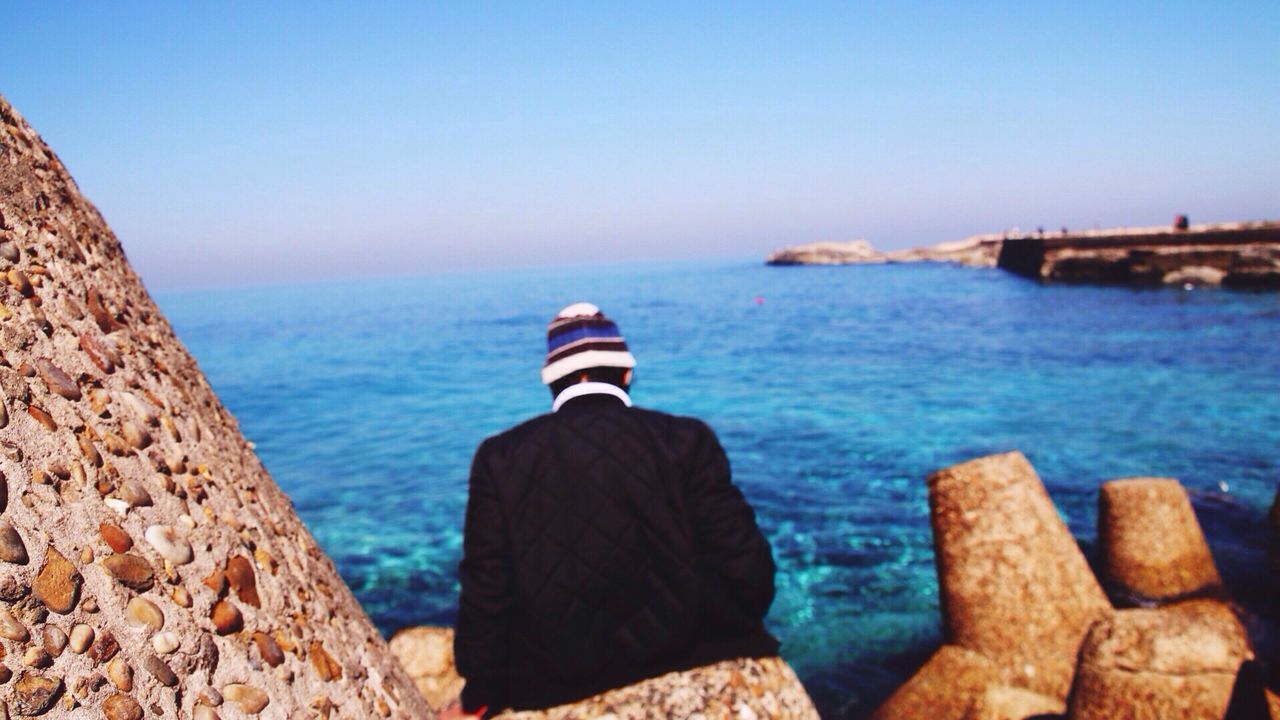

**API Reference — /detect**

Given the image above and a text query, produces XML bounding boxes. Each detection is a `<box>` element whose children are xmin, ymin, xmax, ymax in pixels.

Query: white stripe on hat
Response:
<box><xmin>556</xmin><ymin>302</ymin><xmax>600</xmax><ymax>319</ymax></box>
<box><xmin>541</xmin><ymin>349</ymin><xmax>636</xmax><ymax>385</ymax></box>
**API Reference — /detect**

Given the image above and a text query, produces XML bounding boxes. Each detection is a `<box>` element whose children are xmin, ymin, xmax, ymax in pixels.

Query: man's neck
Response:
<box><xmin>551</xmin><ymin>382</ymin><xmax>632</xmax><ymax>412</ymax></box>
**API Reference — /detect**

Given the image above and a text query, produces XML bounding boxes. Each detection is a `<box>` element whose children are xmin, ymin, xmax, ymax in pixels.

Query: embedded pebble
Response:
<box><xmin>179</xmin><ymin>514</ymin><xmax>196</xmax><ymax>530</ymax></box>
<box><xmin>0</xmin><ymin>400</ymin><xmax>6</xmax><ymax>430</ymax></box>
<box><xmin>0</xmin><ymin>241</ymin><xmax>18</xmax><ymax>263</ymax></box>
<box><xmin>68</xmin><ymin>624</ymin><xmax>94</xmax><ymax>653</ymax></box>
<box><xmin>211</xmin><ymin>599</ymin><xmax>243</xmax><ymax>635</ymax></box>
<box><xmin>193</xmin><ymin>705</ymin><xmax>221</xmax><ymax>720</ymax></box>
<box><xmin>107</xmin><ymin>656</ymin><xmax>132</xmax><ymax>691</ymax></box>
<box><xmin>226</xmin><ymin>555</ymin><xmax>261</xmax><ymax>607</ymax></box>
<box><xmin>103</xmin><ymin>553</ymin><xmax>155</xmax><ymax>591</ymax></box>
<box><xmin>252</xmin><ymin>632</ymin><xmax>285</xmax><ymax>667</ymax></box>
<box><xmin>80</xmin><ymin>546</ymin><xmax>93</xmax><ymax>564</ymax></box>
<box><xmin>0</xmin><ymin>666</ymin><xmax>11</xmax><ymax>683</ymax></box>
<box><xmin>22</xmin><ymin>646</ymin><xmax>51</xmax><ymax>668</ymax></box>
<box><xmin>81</xmin><ymin>595</ymin><xmax>100</xmax><ymax>612</ymax></box>
<box><xmin>100</xmin><ymin>524</ymin><xmax>132</xmax><ymax>553</ymax></box>
<box><xmin>6</xmin><ymin>269</ymin><xmax>33</xmax><ymax>297</ymax></box>
<box><xmin>79</xmin><ymin>333</ymin><xmax>115</xmax><ymax>374</ymax></box>
<box><xmin>198</xmin><ymin>687</ymin><xmax>223</xmax><ymax>706</ymax></box>
<box><xmin>32</xmin><ymin>547</ymin><xmax>81</xmax><ymax>613</ymax></box>
<box><xmin>126</xmin><ymin>597</ymin><xmax>164</xmax><ymax>632</ymax></box>
<box><xmin>89</xmin><ymin>632</ymin><xmax>120</xmax><ymax>664</ymax></box>
<box><xmin>172</xmin><ymin>586</ymin><xmax>192</xmax><ymax>608</ymax></box>
<box><xmin>103</xmin><ymin>693</ymin><xmax>143</xmax><ymax>720</ymax></box>
<box><xmin>11</xmin><ymin>673</ymin><xmax>61</xmax><ymax>715</ymax></box>
<box><xmin>104</xmin><ymin>498</ymin><xmax>130</xmax><ymax>514</ymax></box>
<box><xmin>152</xmin><ymin>631</ymin><xmax>180</xmax><ymax>654</ymax></box>
<box><xmin>121</xmin><ymin>420</ymin><xmax>152</xmax><ymax>450</ymax></box>
<box><xmin>117</xmin><ymin>481</ymin><xmax>153</xmax><ymax>508</ymax></box>
<box><xmin>0</xmin><ymin>522</ymin><xmax>29</xmax><ymax>564</ymax></box>
<box><xmin>34</xmin><ymin>359</ymin><xmax>80</xmax><ymax>400</ymax></box>
<box><xmin>26</xmin><ymin>405</ymin><xmax>56</xmax><ymax>431</ymax></box>
<box><xmin>223</xmin><ymin>683</ymin><xmax>270</xmax><ymax>714</ymax></box>
<box><xmin>144</xmin><ymin>655</ymin><xmax>177</xmax><ymax>687</ymax></box>
<box><xmin>311</xmin><ymin>641</ymin><xmax>342</xmax><ymax>681</ymax></box>
<box><xmin>144</xmin><ymin>525</ymin><xmax>193</xmax><ymax>565</ymax></box>
<box><xmin>41</xmin><ymin>625</ymin><xmax>67</xmax><ymax>656</ymax></box>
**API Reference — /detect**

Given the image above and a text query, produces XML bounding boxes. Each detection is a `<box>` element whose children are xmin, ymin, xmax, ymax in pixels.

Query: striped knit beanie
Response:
<box><xmin>541</xmin><ymin>302</ymin><xmax>637</xmax><ymax>385</ymax></box>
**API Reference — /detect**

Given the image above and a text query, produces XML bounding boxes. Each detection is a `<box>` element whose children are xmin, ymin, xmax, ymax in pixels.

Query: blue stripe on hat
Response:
<box><xmin>547</xmin><ymin>323</ymin><xmax>622</xmax><ymax>352</ymax></box>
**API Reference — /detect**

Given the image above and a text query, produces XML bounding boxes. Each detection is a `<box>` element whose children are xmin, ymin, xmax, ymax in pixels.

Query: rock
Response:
<box><xmin>0</xmin><ymin>523</ymin><xmax>29</xmax><ymax>564</ymax></box>
<box><xmin>125</xmin><ymin>597</ymin><xmax>164</xmax><ymax>632</ymax></box>
<box><xmin>193</xmin><ymin>705</ymin><xmax>221</xmax><ymax>720</ymax></box>
<box><xmin>1098</xmin><ymin>477</ymin><xmax>1223</xmax><ymax>605</ymax></box>
<box><xmin>143</xmin><ymin>655</ymin><xmax>177</xmax><ymax>687</ymax></box>
<box><xmin>962</xmin><ymin>685</ymin><xmax>1064</xmax><ymax>720</ymax></box>
<box><xmin>102</xmin><ymin>693</ymin><xmax>143</xmax><ymax>720</ymax></box>
<box><xmin>927</xmin><ymin>451</ymin><xmax>1111</xmax><ymax>699</ymax></box>
<box><xmin>869</xmin><ymin>645</ymin><xmax>1002</xmax><ymax>720</ymax></box>
<box><xmin>226</xmin><ymin>555</ymin><xmax>260</xmax><ymax>607</ymax></box>
<box><xmin>102</xmin><ymin>554</ymin><xmax>154</xmax><ymax>591</ymax></box>
<box><xmin>143</xmin><ymin>525</ymin><xmax>193</xmax><ymax>565</ymax></box>
<box><xmin>99</xmin><ymin>524</ymin><xmax>132</xmax><ymax>553</ymax></box>
<box><xmin>389</xmin><ymin>626</ymin><xmax>464</xmax><ymax>709</ymax></box>
<box><xmin>490</xmin><ymin>655</ymin><xmax>818</xmax><ymax>719</ymax></box>
<box><xmin>116</xmin><ymin>481</ymin><xmax>152</xmax><ymax>508</ymax></box>
<box><xmin>22</xmin><ymin>647</ymin><xmax>50</xmax><ymax>669</ymax></box>
<box><xmin>0</xmin><ymin>93</ymin><xmax>429</xmax><ymax>718</ymax></box>
<box><xmin>223</xmin><ymin>684</ymin><xmax>270</xmax><ymax>714</ymax></box>
<box><xmin>310</xmin><ymin>641</ymin><xmax>342</xmax><ymax>681</ymax></box>
<box><xmin>68</xmin><ymin>624</ymin><xmax>93</xmax><ymax>654</ymax></box>
<box><xmin>1067</xmin><ymin>600</ymin><xmax>1252</xmax><ymax>720</ymax></box>
<box><xmin>33</xmin><ymin>359</ymin><xmax>79</xmax><ymax>401</ymax></box>
<box><xmin>152</xmin><ymin>631</ymin><xmax>179</xmax><ymax>654</ymax></box>
<box><xmin>106</xmin><ymin>657</ymin><xmax>132</xmax><ymax>691</ymax></box>
<box><xmin>252</xmin><ymin>632</ymin><xmax>284</xmax><ymax>667</ymax></box>
<box><xmin>0</xmin><ymin>609</ymin><xmax>28</xmax><ymax>641</ymax></box>
<box><xmin>32</xmin><ymin>548</ymin><xmax>81</xmax><ymax>614</ymax></box>
<box><xmin>10</xmin><ymin>673</ymin><xmax>61</xmax><ymax>715</ymax></box>
<box><xmin>210</xmin><ymin>599</ymin><xmax>243</xmax><ymax>635</ymax></box>
<box><xmin>40</xmin><ymin>626</ymin><xmax>66</xmax><ymax>657</ymax></box>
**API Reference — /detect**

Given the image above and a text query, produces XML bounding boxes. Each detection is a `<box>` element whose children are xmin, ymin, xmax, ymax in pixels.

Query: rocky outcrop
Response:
<box><xmin>0</xmin><ymin>94</ymin><xmax>429</xmax><ymax>717</ymax></box>
<box><xmin>388</xmin><ymin>626</ymin><xmax>819</xmax><ymax>718</ymax></box>
<box><xmin>766</xmin><ymin>235</ymin><xmax>1001</xmax><ymax>267</ymax></box>
<box><xmin>996</xmin><ymin>221</ymin><xmax>1280</xmax><ymax>287</ymax></box>
<box><xmin>1067</xmin><ymin>600</ymin><xmax>1252</xmax><ymax>720</ymax></box>
<box><xmin>926</xmin><ymin>451</ymin><xmax>1111</xmax><ymax>700</ymax></box>
<box><xmin>1098</xmin><ymin>478</ymin><xmax>1223</xmax><ymax>605</ymax></box>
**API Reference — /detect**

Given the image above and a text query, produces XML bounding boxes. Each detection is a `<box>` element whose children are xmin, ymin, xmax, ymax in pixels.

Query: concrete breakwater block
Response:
<box><xmin>1067</xmin><ymin>600</ymin><xmax>1252</xmax><ymax>720</ymax></box>
<box><xmin>1098</xmin><ymin>477</ymin><xmax>1223</xmax><ymax>605</ymax></box>
<box><xmin>927</xmin><ymin>451</ymin><xmax>1112</xmax><ymax>700</ymax></box>
<box><xmin>0</xmin><ymin>95</ymin><xmax>429</xmax><ymax>717</ymax></box>
<box><xmin>869</xmin><ymin>645</ymin><xmax>1011</xmax><ymax>720</ymax></box>
<box><xmin>962</xmin><ymin>684</ymin><xmax>1065</xmax><ymax>720</ymax></box>
<box><xmin>388</xmin><ymin>626</ymin><xmax>820</xmax><ymax>719</ymax></box>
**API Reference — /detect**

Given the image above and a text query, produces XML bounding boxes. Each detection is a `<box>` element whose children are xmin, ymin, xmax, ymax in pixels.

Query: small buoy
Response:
<box><xmin>1183</xmin><ymin>283</ymin><xmax>1194</xmax><ymax>291</ymax></box>
<box><xmin>754</xmin><ymin>295</ymin><xmax>765</xmax><ymax>305</ymax></box>
<box><xmin>1218</xmin><ymin>480</ymin><xmax>1229</xmax><ymax>493</ymax></box>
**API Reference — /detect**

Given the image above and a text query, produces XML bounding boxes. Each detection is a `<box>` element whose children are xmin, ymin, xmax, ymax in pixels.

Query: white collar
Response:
<box><xmin>552</xmin><ymin>382</ymin><xmax>633</xmax><ymax>412</ymax></box>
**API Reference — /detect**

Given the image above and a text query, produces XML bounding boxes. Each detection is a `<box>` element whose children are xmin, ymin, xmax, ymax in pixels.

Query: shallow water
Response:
<box><xmin>157</xmin><ymin>260</ymin><xmax>1280</xmax><ymax>718</ymax></box>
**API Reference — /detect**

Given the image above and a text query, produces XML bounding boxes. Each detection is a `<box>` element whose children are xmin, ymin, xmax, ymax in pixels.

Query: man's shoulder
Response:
<box><xmin>479</xmin><ymin>406</ymin><xmax>715</xmax><ymax>455</ymax></box>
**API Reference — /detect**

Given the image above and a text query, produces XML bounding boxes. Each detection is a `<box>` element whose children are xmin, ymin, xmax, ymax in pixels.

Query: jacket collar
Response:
<box><xmin>552</xmin><ymin>382</ymin><xmax>632</xmax><ymax>412</ymax></box>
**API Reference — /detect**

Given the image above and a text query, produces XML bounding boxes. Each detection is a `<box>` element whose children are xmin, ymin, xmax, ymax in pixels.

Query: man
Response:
<box><xmin>453</xmin><ymin>302</ymin><xmax>778</xmax><ymax>717</ymax></box>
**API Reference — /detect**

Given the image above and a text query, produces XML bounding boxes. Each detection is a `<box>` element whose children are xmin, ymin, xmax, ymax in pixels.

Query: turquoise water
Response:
<box><xmin>157</xmin><ymin>260</ymin><xmax>1280</xmax><ymax>718</ymax></box>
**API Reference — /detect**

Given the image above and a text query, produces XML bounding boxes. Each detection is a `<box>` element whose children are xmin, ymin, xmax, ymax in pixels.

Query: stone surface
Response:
<box><xmin>223</xmin><ymin>683</ymin><xmax>270</xmax><ymax>714</ymax></box>
<box><xmin>494</xmin><ymin>656</ymin><xmax>818</xmax><ymax>719</ymax></box>
<box><xmin>962</xmin><ymin>685</ymin><xmax>1064</xmax><ymax>720</ymax></box>
<box><xmin>0</xmin><ymin>522</ymin><xmax>27</xmax><ymax>564</ymax></box>
<box><xmin>927</xmin><ymin>451</ymin><xmax>1112</xmax><ymax>699</ymax></box>
<box><xmin>10</xmin><ymin>673</ymin><xmax>62</xmax><ymax>715</ymax></box>
<box><xmin>1067</xmin><ymin>600</ymin><xmax>1252</xmax><ymax>720</ymax></box>
<box><xmin>0</xmin><ymin>94</ymin><xmax>429</xmax><ymax>718</ymax></box>
<box><xmin>389</xmin><ymin>626</ymin><xmax>466</xmax><ymax>710</ymax></box>
<box><xmin>1098</xmin><ymin>477</ymin><xmax>1223</xmax><ymax>605</ymax></box>
<box><xmin>869</xmin><ymin>645</ymin><xmax>1002</xmax><ymax>720</ymax></box>
<box><xmin>103</xmin><ymin>693</ymin><xmax>144</xmax><ymax>720</ymax></box>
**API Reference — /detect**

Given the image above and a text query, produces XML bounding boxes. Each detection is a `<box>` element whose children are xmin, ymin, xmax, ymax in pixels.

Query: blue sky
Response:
<box><xmin>3</xmin><ymin>2</ymin><xmax>1277</xmax><ymax>290</ymax></box>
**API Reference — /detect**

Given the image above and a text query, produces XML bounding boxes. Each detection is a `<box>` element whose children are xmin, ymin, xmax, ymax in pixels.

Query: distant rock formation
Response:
<box><xmin>765</xmin><ymin>235</ymin><xmax>1001</xmax><ymax>267</ymax></box>
<box><xmin>0</xmin><ymin>95</ymin><xmax>428</xmax><ymax>717</ymax></box>
<box><xmin>389</xmin><ymin>626</ymin><xmax>820</xmax><ymax>717</ymax></box>
<box><xmin>873</xmin><ymin>451</ymin><xmax>1271</xmax><ymax>720</ymax></box>
<box><xmin>997</xmin><ymin>221</ymin><xmax>1280</xmax><ymax>287</ymax></box>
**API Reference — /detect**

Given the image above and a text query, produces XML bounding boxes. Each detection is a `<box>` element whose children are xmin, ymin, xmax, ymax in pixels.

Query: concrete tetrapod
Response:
<box><xmin>927</xmin><ymin>451</ymin><xmax>1112</xmax><ymax>700</ymax></box>
<box><xmin>0</xmin><ymin>95</ymin><xmax>429</xmax><ymax>717</ymax></box>
<box><xmin>1098</xmin><ymin>477</ymin><xmax>1223</xmax><ymax>605</ymax></box>
<box><xmin>1067</xmin><ymin>600</ymin><xmax>1252</xmax><ymax>720</ymax></box>
<box><xmin>869</xmin><ymin>645</ymin><xmax>1005</xmax><ymax>720</ymax></box>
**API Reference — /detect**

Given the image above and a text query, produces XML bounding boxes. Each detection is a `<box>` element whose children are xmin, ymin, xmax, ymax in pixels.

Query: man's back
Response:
<box><xmin>456</xmin><ymin>392</ymin><xmax>778</xmax><ymax>713</ymax></box>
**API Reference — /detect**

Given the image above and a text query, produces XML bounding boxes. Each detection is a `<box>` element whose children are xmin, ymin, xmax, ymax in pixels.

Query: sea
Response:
<box><xmin>155</xmin><ymin>259</ymin><xmax>1280</xmax><ymax>718</ymax></box>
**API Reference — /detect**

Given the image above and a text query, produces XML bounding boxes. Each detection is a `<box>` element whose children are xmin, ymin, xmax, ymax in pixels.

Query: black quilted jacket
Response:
<box><xmin>455</xmin><ymin>392</ymin><xmax>779</xmax><ymax>714</ymax></box>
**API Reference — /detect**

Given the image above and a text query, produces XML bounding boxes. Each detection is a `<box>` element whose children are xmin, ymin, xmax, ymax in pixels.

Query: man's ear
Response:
<box><xmin>577</xmin><ymin>372</ymin><xmax>591</xmax><ymax>383</ymax></box>
<box><xmin>623</xmin><ymin>369</ymin><xmax>633</xmax><ymax>385</ymax></box>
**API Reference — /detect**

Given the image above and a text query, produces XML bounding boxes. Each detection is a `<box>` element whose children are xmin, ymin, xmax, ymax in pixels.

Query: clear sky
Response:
<box><xmin>3</xmin><ymin>2</ymin><xmax>1277</xmax><ymax>290</ymax></box>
